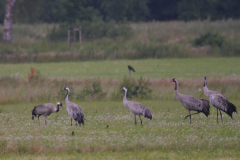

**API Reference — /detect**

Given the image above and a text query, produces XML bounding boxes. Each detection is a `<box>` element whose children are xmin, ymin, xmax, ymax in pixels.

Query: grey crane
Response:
<box><xmin>128</xmin><ymin>65</ymin><xmax>135</xmax><ymax>78</ymax></box>
<box><xmin>122</xmin><ymin>87</ymin><xmax>152</xmax><ymax>125</ymax></box>
<box><xmin>32</xmin><ymin>102</ymin><xmax>63</xmax><ymax>126</ymax></box>
<box><xmin>171</xmin><ymin>78</ymin><xmax>210</xmax><ymax>124</ymax></box>
<box><xmin>203</xmin><ymin>76</ymin><xmax>237</xmax><ymax>123</ymax></box>
<box><xmin>62</xmin><ymin>87</ymin><xmax>85</xmax><ymax>126</ymax></box>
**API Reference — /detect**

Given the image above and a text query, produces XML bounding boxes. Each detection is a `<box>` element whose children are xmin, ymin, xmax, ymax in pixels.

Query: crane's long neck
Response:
<box><xmin>56</xmin><ymin>104</ymin><xmax>59</xmax><ymax>112</ymax></box>
<box><xmin>174</xmin><ymin>81</ymin><xmax>181</xmax><ymax>100</ymax></box>
<box><xmin>203</xmin><ymin>79</ymin><xmax>210</xmax><ymax>98</ymax></box>
<box><xmin>65</xmin><ymin>90</ymin><xmax>70</xmax><ymax>104</ymax></box>
<box><xmin>123</xmin><ymin>90</ymin><xmax>128</xmax><ymax>106</ymax></box>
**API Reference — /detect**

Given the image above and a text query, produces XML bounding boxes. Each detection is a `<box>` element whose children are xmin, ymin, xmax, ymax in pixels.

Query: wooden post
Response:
<box><xmin>79</xmin><ymin>26</ymin><xmax>81</xmax><ymax>44</ymax></box>
<box><xmin>68</xmin><ymin>27</ymin><xmax>70</xmax><ymax>45</ymax></box>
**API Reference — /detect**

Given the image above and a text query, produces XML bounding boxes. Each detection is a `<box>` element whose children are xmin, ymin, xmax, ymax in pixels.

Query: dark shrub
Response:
<box><xmin>193</xmin><ymin>32</ymin><xmax>225</xmax><ymax>47</ymax></box>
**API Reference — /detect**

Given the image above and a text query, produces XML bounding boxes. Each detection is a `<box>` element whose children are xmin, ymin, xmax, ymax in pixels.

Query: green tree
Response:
<box><xmin>101</xmin><ymin>0</ymin><xmax>149</xmax><ymax>22</ymax></box>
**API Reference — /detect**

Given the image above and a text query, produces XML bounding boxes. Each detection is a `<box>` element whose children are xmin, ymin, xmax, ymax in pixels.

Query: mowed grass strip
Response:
<box><xmin>0</xmin><ymin>100</ymin><xmax>240</xmax><ymax>155</ymax></box>
<box><xmin>0</xmin><ymin>58</ymin><xmax>239</xmax><ymax>79</ymax></box>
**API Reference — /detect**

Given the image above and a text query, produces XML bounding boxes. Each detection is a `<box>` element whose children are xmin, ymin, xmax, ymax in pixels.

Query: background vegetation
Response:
<box><xmin>0</xmin><ymin>20</ymin><xmax>240</xmax><ymax>63</ymax></box>
<box><xmin>1</xmin><ymin>0</ymin><xmax>240</xmax><ymax>23</ymax></box>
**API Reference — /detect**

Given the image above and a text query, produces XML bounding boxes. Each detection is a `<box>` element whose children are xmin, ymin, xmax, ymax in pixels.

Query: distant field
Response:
<box><xmin>0</xmin><ymin>58</ymin><xmax>239</xmax><ymax>79</ymax></box>
<box><xmin>0</xmin><ymin>100</ymin><xmax>240</xmax><ymax>158</ymax></box>
<box><xmin>0</xmin><ymin>58</ymin><xmax>239</xmax><ymax>104</ymax></box>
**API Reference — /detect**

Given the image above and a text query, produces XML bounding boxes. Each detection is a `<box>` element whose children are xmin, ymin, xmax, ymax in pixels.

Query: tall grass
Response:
<box><xmin>1</xmin><ymin>20</ymin><xmax>240</xmax><ymax>63</ymax></box>
<box><xmin>0</xmin><ymin>76</ymin><xmax>239</xmax><ymax>104</ymax></box>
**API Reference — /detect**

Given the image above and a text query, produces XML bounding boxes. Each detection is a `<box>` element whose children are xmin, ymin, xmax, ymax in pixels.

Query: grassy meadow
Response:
<box><xmin>1</xmin><ymin>100</ymin><xmax>240</xmax><ymax>159</ymax></box>
<box><xmin>0</xmin><ymin>58</ymin><xmax>240</xmax><ymax>159</ymax></box>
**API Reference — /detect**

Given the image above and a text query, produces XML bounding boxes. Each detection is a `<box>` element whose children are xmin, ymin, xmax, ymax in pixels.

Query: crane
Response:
<box><xmin>203</xmin><ymin>76</ymin><xmax>237</xmax><ymax>123</ymax></box>
<box><xmin>122</xmin><ymin>87</ymin><xmax>152</xmax><ymax>125</ymax></box>
<box><xmin>32</xmin><ymin>102</ymin><xmax>63</xmax><ymax>125</ymax></box>
<box><xmin>171</xmin><ymin>78</ymin><xmax>210</xmax><ymax>124</ymax></box>
<box><xmin>62</xmin><ymin>87</ymin><xmax>85</xmax><ymax>126</ymax></box>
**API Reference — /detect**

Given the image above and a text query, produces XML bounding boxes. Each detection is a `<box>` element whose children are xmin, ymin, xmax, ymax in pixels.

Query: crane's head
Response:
<box><xmin>57</xmin><ymin>102</ymin><xmax>64</xmax><ymax>110</ymax></box>
<box><xmin>171</xmin><ymin>78</ymin><xmax>177</xmax><ymax>83</ymax></box>
<box><xmin>204</xmin><ymin>76</ymin><xmax>207</xmax><ymax>80</ymax></box>
<box><xmin>63</xmin><ymin>87</ymin><xmax>70</xmax><ymax>92</ymax></box>
<box><xmin>122</xmin><ymin>87</ymin><xmax>127</xmax><ymax>92</ymax></box>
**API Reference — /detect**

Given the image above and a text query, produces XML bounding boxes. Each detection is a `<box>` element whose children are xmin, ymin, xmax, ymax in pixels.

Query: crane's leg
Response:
<box><xmin>139</xmin><ymin>115</ymin><xmax>143</xmax><ymax>126</ymax></box>
<box><xmin>189</xmin><ymin>111</ymin><xmax>191</xmax><ymax>124</ymax></box>
<box><xmin>217</xmin><ymin>109</ymin><xmax>219</xmax><ymax>124</ymax></box>
<box><xmin>220</xmin><ymin>110</ymin><xmax>223</xmax><ymax>123</ymax></box>
<box><xmin>71</xmin><ymin>118</ymin><xmax>72</xmax><ymax>126</ymax></box>
<box><xmin>44</xmin><ymin>116</ymin><xmax>47</xmax><ymax>125</ymax></box>
<box><xmin>38</xmin><ymin>115</ymin><xmax>40</xmax><ymax>126</ymax></box>
<box><xmin>134</xmin><ymin>115</ymin><xmax>137</xmax><ymax>125</ymax></box>
<box><xmin>184</xmin><ymin>112</ymin><xmax>200</xmax><ymax>119</ymax></box>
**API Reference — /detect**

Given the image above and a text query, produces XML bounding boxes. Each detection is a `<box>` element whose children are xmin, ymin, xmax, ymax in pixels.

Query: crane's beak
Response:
<box><xmin>61</xmin><ymin>105</ymin><xmax>64</xmax><ymax>110</ymax></box>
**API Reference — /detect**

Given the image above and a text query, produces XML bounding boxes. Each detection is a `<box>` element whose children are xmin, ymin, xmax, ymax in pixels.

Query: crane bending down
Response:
<box><xmin>32</xmin><ymin>102</ymin><xmax>63</xmax><ymax>126</ymax></box>
<box><xmin>203</xmin><ymin>76</ymin><xmax>237</xmax><ymax>123</ymax></box>
<box><xmin>122</xmin><ymin>87</ymin><xmax>152</xmax><ymax>125</ymax></box>
<box><xmin>62</xmin><ymin>87</ymin><xmax>85</xmax><ymax>126</ymax></box>
<box><xmin>171</xmin><ymin>78</ymin><xmax>210</xmax><ymax>124</ymax></box>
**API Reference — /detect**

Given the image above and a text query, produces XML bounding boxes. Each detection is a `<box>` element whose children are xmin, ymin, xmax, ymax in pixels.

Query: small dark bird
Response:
<box><xmin>128</xmin><ymin>65</ymin><xmax>135</xmax><ymax>78</ymax></box>
<box><xmin>106</xmin><ymin>125</ymin><xmax>109</xmax><ymax>128</ymax></box>
<box><xmin>128</xmin><ymin>65</ymin><xmax>135</xmax><ymax>72</ymax></box>
<box><xmin>71</xmin><ymin>131</ymin><xmax>75</xmax><ymax>136</ymax></box>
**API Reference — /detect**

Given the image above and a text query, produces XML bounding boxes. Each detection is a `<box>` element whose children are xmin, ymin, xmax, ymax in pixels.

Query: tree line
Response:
<box><xmin>0</xmin><ymin>0</ymin><xmax>240</xmax><ymax>24</ymax></box>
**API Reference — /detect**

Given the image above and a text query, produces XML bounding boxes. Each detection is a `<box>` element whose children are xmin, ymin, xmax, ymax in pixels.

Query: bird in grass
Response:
<box><xmin>203</xmin><ymin>76</ymin><xmax>237</xmax><ymax>123</ymax></box>
<box><xmin>71</xmin><ymin>131</ymin><xmax>75</xmax><ymax>136</ymax></box>
<box><xmin>62</xmin><ymin>87</ymin><xmax>85</xmax><ymax>126</ymax></box>
<box><xmin>122</xmin><ymin>87</ymin><xmax>152</xmax><ymax>125</ymax></box>
<box><xmin>32</xmin><ymin>102</ymin><xmax>64</xmax><ymax>126</ymax></box>
<box><xmin>171</xmin><ymin>78</ymin><xmax>210</xmax><ymax>124</ymax></box>
<box><xmin>128</xmin><ymin>65</ymin><xmax>135</xmax><ymax>78</ymax></box>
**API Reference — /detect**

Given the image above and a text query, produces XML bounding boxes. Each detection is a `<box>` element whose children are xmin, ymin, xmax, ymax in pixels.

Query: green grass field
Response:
<box><xmin>0</xmin><ymin>100</ymin><xmax>240</xmax><ymax>159</ymax></box>
<box><xmin>0</xmin><ymin>58</ymin><xmax>239</xmax><ymax>79</ymax></box>
<box><xmin>0</xmin><ymin>58</ymin><xmax>240</xmax><ymax>159</ymax></box>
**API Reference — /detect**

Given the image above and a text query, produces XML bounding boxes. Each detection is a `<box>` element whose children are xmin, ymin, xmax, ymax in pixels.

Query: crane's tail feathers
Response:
<box><xmin>144</xmin><ymin>108</ymin><xmax>152</xmax><ymax>120</ymax></box>
<box><xmin>32</xmin><ymin>106</ymin><xmax>37</xmax><ymax>120</ymax></box>
<box><xmin>226</xmin><ymin>100</ymin><xmax>237</xmax><ymax>118</ymax></box>
<box><xmin>200</xmin><ymin>99</ymin><xmax>210</xmax><ymax>117</ymax></box>
<box><xmin>77</xmin><ymin>112</ymin><xmax>85</xmax><ymax>125</ymax></box>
